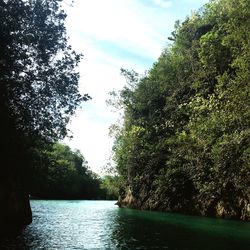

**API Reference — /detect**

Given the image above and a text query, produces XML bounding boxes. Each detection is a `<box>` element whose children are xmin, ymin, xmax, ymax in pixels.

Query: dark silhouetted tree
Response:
<box><xmin>0</xmin><ymin>0</ymin><xmax>90</xmax><ymax>227</ymax></box>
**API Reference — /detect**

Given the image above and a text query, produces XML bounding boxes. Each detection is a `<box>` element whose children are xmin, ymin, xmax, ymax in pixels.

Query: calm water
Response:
<box><xmin>0</xmin><ymin>200</ymin><xmax>249</xmax><ymax>249</ymax></box>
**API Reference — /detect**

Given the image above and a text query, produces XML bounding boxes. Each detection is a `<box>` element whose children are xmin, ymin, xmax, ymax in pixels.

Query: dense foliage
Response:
<box><xmin>112</xmin><ymin>0</ymin><xmax>250</xmax><ymax>220</ymax></box>
<box><xmin>0</xmin><ymin>0</ymin><xmax>89</xmax><ymax>142</ymax></box>
<box><xmin>0</xmin><ymin>0</ymin><xmax>89</xmax><ymax>225</ymax></box>
<box><xmin>0</xmin><ymin>0</ymin><xmax>89</xmax><ymax>181</ymax></box>
<box><xmin>100</xmin><ymin>175</ymin><xmax>120</xmax><ymax>200</ymax></box>
<box><xmin>30</xmin><ymin>143</ymin><xmax>104</xmax><ymax>199</ymax></box>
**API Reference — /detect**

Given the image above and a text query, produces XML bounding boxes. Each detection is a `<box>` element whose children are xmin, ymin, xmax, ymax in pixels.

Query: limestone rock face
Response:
<box><xmin>118</xmin><ymin>181</ymin><xmax>250</xmax><ymax>221</ymax></box>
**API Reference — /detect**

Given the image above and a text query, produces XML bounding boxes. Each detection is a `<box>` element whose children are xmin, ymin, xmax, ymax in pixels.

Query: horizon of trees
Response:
<box><xmin>29</xmin><ymin>142</ymin><xmax>119</xmax><ymax>200</ymax></box>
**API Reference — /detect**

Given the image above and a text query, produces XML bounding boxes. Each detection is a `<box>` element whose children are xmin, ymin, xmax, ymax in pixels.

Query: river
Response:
<box><xmin>0</xmin><ymin>200</ymin><xmax>249</xmax><ymax>249</ymax></box>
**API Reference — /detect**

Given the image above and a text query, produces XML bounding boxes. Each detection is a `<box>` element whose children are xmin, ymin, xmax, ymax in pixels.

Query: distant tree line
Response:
<box><xmin>30</xmin><ymin>142</ymin><xmax>119</xmax><ymax>200</ymax></box>
<box><xmin>30</xmin><ymin>143</ymin><xmax>100</xmax><ymax>199</ymax></box>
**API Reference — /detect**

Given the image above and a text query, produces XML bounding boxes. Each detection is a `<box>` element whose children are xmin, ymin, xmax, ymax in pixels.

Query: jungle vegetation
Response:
<box><xmin>111</xmin><ymin>0</ymin><xmax>250</xmax><ymax>220</ymax></box>
<box><xmin>0</xmin><ymin>0</ymin><xmax>106</xmax><ymax>227</ymax></box>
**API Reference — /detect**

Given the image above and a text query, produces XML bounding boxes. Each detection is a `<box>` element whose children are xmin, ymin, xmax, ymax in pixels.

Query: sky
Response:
<box><xmin>62</xmin><ymin>0</ymin><xmax>209</xmax><ymax>175</ymax></box>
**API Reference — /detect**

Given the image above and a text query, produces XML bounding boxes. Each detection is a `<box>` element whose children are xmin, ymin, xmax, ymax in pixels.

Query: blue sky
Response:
<box><xmin>62</xmin><ymin>0</ymin><xmax>209</xmax><ymax>174</ymax></box>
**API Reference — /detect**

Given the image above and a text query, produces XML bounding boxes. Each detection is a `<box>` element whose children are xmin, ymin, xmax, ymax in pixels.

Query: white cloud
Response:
<box><xmin>61</xmin><ymin>0</ymin><xmax>174</xmax><ymax>174</ymax></box>
<box><xmin>63</xmin><ymin>60</ymin><xmax>127</xmax><ymax>174</ymax></box>
<box><xmin>152</xmin><ymin>0</ymin><xmax>173</xmax><ymax>8</ymax></box>
<box><xmin>64</xmin><ymin>110</ymin><xmax>114</xmax><ymax>173</ymax></box>
<box><xmin>64</xmin><ymin>0</ymin><xmax>169</xmax><ymax>60</ymax></box>
<box><xmin>61</xmin><ymin>0</ymin><xmax>208</xmax><ymax>174</ymax></box>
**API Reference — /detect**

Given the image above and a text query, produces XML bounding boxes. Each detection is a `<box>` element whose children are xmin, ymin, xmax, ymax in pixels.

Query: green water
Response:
<box><xmin>0</xmin><ymin>200</ymin><xmax>249</xmax><ymax>249</ymax></box>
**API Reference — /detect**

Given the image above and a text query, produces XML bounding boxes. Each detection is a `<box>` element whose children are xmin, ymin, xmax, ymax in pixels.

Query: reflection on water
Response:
<box><xmin>0</xmin><ymin>200</ymin><xmax>249</xmax><ymax>249</ymax></box>
<box><xmin>112</xmin><ymin>208</ymin><xmax>250</xmax><ymax>250</ymax></box>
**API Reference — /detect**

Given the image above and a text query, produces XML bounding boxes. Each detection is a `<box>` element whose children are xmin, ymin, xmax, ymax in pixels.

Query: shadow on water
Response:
<box><xmin>0</xmin><ymin>200</ymin><xmax>249</xmax><ymax>249</ymax></box>
<box><xmin>109</xmin><ymin>208</ymin><xmax>250</xmax><ymax>250</ymax></box>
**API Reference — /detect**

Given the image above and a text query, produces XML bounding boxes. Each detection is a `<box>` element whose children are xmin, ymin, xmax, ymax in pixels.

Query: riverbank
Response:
<box><xmin>118</xmin><ymin>186</ymin><xmax>250</xmax><ymax>221</ymax></box>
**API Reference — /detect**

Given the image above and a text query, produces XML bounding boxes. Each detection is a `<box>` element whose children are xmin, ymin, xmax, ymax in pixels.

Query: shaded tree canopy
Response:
<box><xmin>30</xmin><ymin>143</ymin><xmax>103</xmax><ymax>199</ymax></box>
<box><xmin>100</xmin><ymin>175</ymin><xmax>120</xmax><ymax>200</ymax></box>
<box><xmin>0</xmin><ymin>0</ymin><xmax>90</xmax><ymax>144</ymax></box>
<box><xmin>0</xmin><ymin>0</ymin><xmax>92</xmax><ymax>227</ymax></box>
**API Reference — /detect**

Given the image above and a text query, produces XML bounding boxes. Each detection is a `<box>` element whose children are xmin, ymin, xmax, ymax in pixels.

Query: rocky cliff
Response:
<box><xmin>117</xmin><ymin>183</ymin><xmax>250</xmax><ymax>221</ymax></box>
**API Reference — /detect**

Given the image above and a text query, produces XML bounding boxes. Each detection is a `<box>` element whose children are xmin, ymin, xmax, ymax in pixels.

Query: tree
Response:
<box><xmin>111</xmin><ymin>0</ymin><xmax>250</xmax><ymax>220</ymax></box>
<box><xmin>30</xmin><ymin>143</ymin><xmax>103</xmax><ymax>199</ymax></box>
<box><xmin>100</xmin><ymin>175</ymin><xmax>120</xmax><ymax>200</ymax></box>
<box><xmin>0</xmin><ymin>0</ymin><xmax>89</xmax><ymax>227</ymax></box>
<box><xmin>0</xmin><ymin>0</ymin><xmax>90</xmax><ymax>142</ymax></box>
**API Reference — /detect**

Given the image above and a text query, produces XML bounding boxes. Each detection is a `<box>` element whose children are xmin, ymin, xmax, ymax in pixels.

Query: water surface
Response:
<box><xmin>0</xmin><ymin>200</ymin><xmax>249</xmax><ymax>249</ymax></box>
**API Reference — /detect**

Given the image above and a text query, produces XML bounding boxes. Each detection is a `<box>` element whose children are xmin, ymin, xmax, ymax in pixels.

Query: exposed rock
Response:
<box><xmin>118</xmin><ymin>183</ymin><xmax>250</xmax><ymax>221</ymax></box>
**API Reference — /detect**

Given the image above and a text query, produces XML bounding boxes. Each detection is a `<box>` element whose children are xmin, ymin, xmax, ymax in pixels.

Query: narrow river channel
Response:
<box><xmin>1</xmin><ymin>200</ymin><xmax>249</xmax><ymax>249</ymax></box>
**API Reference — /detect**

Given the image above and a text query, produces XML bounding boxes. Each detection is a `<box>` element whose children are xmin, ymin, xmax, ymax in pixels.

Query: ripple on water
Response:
<box><xmin>0</xmin><ymin>200</ymin><xmax>250</xmax><ymax>249</ymax></box>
